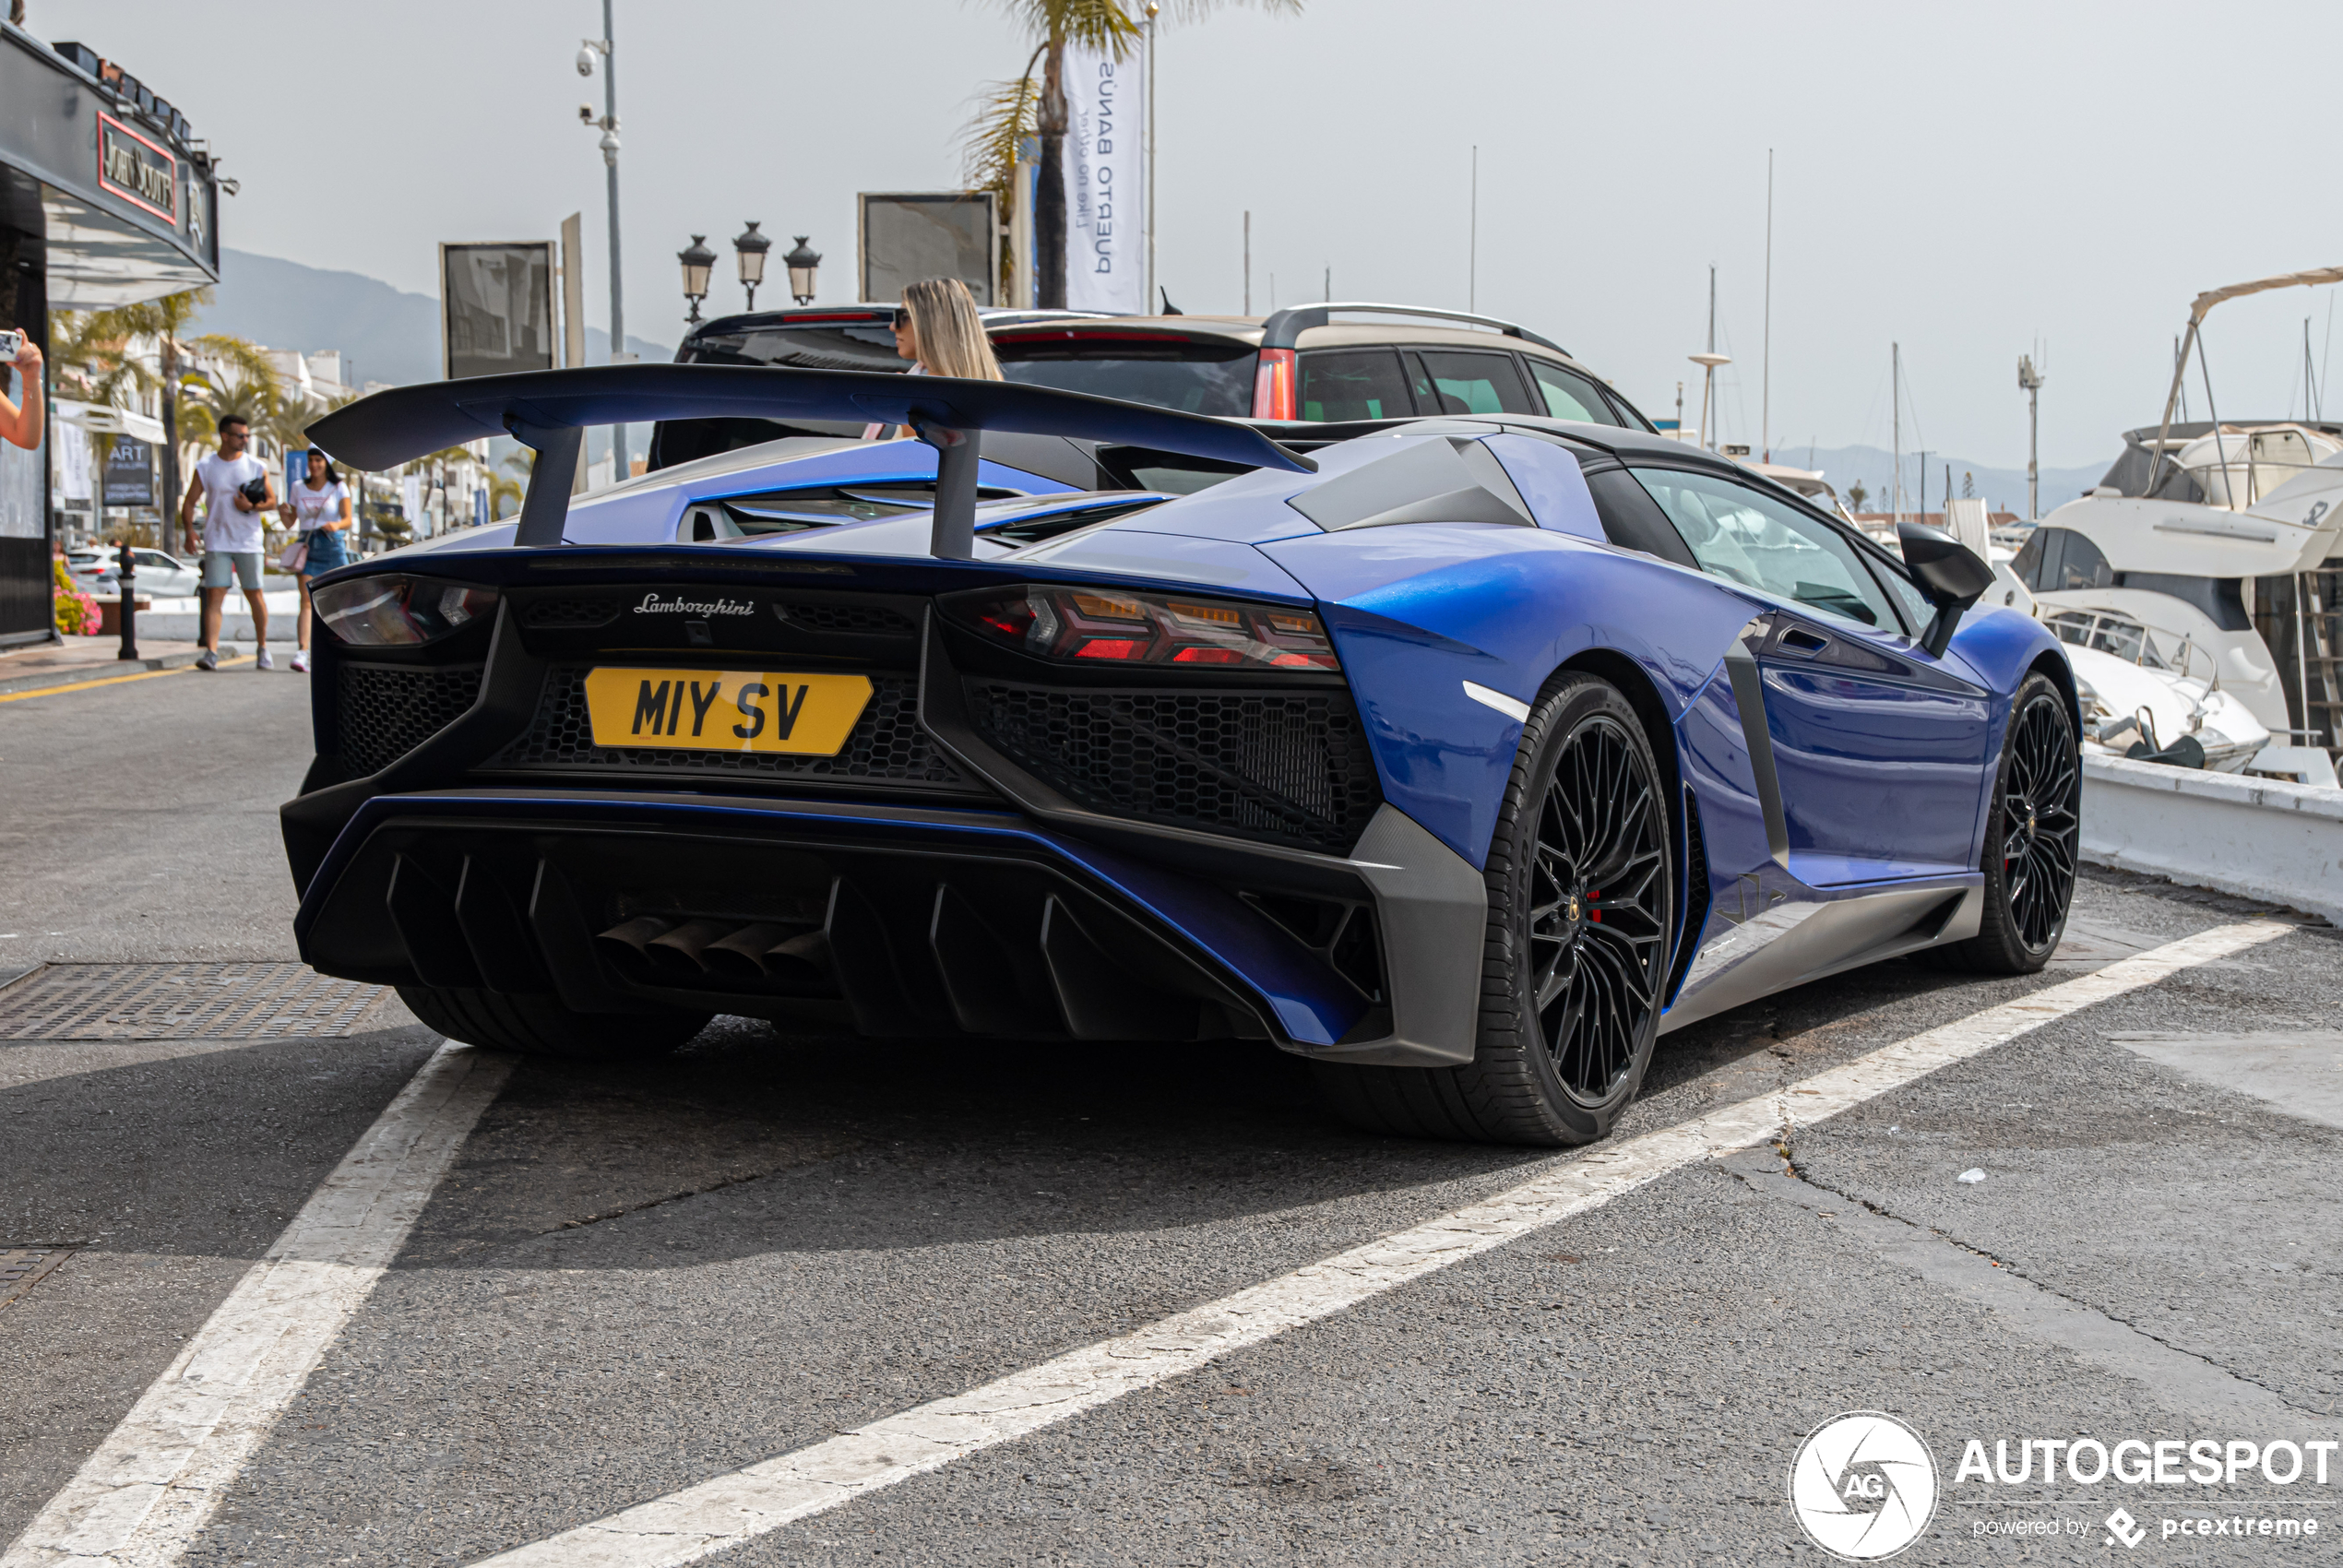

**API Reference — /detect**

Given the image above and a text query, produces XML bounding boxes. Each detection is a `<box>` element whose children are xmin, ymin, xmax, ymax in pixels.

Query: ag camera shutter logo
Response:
<box><xmin>1788</xmin><ymin>1412</ymin><xmax>1941</xmax><ymax>1560</ymax></box>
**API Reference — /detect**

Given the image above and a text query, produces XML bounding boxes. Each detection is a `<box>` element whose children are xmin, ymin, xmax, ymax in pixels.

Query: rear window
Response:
<box><xmin>683</xmin><ymin>321</ymin><xmax>901</xmax><ymax>372</ymax></box>
<box><xmin>992</xmin><ymin>331</ymin><xmax>1256</xmax><ymax>416</ymax></box>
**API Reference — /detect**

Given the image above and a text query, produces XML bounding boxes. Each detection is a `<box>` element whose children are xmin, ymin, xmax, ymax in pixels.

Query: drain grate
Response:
<box><xmin>0</xmin><ymin>1245</ymin><xmax>77</xmax><ymax>1310</ymax></box>
<box><xmin>0</xmin><ymin>964</ymin><xmax>384</xmax><ymax>1040</ymax></box>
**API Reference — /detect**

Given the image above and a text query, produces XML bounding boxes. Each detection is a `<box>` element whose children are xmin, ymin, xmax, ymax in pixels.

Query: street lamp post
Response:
<box><xmin>678</xmin><ymin>235</ymin><xmax>716</xmax><ymax>325</ymax></box>
<box><xmin>732</xmin><ymin>221</ymin><xmax>771</xmax><ymax>312</ymax></box>
<box><xmin>576</xmin><ymin>0</ymin><xmax>628</xmax><ymax>476</ymax></box>
<box><xmin>783</xmin><ymin>237</ymin><xmax>822</xmax><ymax>306</ymax></box>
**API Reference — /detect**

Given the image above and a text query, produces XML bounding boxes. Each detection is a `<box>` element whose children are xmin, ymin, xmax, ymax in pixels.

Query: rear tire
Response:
<box><xmin>397</xmin><ymin>986</ymin><xmax>709</xmax><ymax>1062</ymax></box>
<box><xmin>1314</xmin><ymin>673</ymin><xmax>1674</xmax><ymax>1146</ymax></box>
<box><xmin>1917</xmin><ymin>671</ymin><xmax>2080</xmax><ymax>974</ymax></box>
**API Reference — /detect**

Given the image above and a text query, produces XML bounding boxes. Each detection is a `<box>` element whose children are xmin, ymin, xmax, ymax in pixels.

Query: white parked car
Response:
<box><xmin>65</xmin><ymin>547</ymin><xmax>201</xmax><ymax>600</ymax></box>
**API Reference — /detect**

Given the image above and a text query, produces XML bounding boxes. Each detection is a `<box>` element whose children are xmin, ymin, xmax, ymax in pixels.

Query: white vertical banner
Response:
<box><xmin>1062</xmin><ymin>39</ymin><xmax>1145</xmax><ymax>315</ymax></box>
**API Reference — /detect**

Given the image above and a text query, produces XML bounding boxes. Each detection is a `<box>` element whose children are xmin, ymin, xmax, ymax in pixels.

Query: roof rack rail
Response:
<box><xmin>1257</xmin><ymin>302</ymin><xmax>1567</xmax><ymax>357</ymax></box>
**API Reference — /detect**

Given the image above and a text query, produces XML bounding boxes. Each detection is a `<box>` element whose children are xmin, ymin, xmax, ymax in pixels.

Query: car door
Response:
<box><xmin>1624</xmin><ymin>463</ymin><xmax>1992</xmax><ymax>881</ymax></box>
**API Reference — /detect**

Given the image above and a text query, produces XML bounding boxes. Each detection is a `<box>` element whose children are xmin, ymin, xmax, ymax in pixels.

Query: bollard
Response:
<box><xmin>114</xmin><ymin>540</ymin><xmax>137</xmax><ymax>662</ymax></box>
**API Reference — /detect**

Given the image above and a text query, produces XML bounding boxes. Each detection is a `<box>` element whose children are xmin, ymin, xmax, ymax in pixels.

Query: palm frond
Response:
<box><xmin>959</xmin><ymin>52</ymin><xmax>1045</xmax><ymax>196</ymax></box>
<box><xmin>981</xmin><ymin>0</ymin><xmax>1143</xmax><ymax>57</ymax></box>
<box><xmin>1147</xmin><ymin>0</ymin><xmax>1302</xmax><ymax>23</ymax></box>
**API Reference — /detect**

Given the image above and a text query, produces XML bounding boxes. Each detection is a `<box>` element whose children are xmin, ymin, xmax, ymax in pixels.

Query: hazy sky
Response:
<box><xmin>31</xmin><ymin>0</ymin><xmax>2343</xmax><ymax>468</ymax></box>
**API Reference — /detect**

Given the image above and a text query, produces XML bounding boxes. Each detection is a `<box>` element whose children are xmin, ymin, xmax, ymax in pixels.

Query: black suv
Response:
<box><xmin>648</xmin><ymin>303</ymin><xmax>1652</xmax><ymax>471</ymax></box>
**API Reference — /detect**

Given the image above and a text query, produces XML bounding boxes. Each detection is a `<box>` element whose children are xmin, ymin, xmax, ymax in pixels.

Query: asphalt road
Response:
<box><xmin>1</xmin><ymin>664</ymin><xmax>2337</xmax><ymax>1566</ymax></box>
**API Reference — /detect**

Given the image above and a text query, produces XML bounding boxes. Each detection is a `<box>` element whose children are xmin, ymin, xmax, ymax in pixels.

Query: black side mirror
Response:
<box><xmin>1897</xmin><ymin>521</ymin><xmax>1995</xmax><ymax>657</ymax></box>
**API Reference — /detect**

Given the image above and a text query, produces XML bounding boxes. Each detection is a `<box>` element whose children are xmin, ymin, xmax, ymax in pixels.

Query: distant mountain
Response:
<box><xmin>195</xmin><ymin>248</ymin><xmax>673</xmax><ymax>464</ymax></box>
<box><xmin>197</xmin><ymin>248</ymin><xmax>673</xmax><ymax>388</ymax></box>
<box><xmin>1766</xmin><ymin>444</ymin><xmax>2113</xmax><ymax>517</ymax></box>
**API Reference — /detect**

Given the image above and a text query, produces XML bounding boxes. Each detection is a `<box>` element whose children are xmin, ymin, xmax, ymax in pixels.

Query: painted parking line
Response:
<box><xmin>1</xmin><ymin>1039</ymin><xmax>511</xmax><ymax>1568</ymax></box>
<box><xmin>0</xmin><ymin>657</ymin><xmax>252</xmax><ymax>705</ymax></box>
<box><xmin>473</xmin><ymin>919</ymin><xmax>2293</xmax><ymax>1568</ymax></box>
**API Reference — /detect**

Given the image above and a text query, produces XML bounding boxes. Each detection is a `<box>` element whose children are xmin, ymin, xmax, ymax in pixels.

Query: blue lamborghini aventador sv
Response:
<box><xmin>287</xmin><ymin>363</ymin><xmax>2077</xmax><ymax>1147</ymax></box>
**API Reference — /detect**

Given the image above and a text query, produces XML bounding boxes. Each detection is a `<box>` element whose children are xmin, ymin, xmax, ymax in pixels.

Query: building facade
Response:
<box><xmin>1</xmin><ymin>20</ymin><xmax>220</xmax><ymax>644</ymax></box>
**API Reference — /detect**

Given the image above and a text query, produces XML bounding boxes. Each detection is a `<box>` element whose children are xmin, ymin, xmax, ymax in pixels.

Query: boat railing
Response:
<box><xmin>2045</xmin><ymin>609</ymin><xmax>2221</xmax><ymax>686</ymax></box>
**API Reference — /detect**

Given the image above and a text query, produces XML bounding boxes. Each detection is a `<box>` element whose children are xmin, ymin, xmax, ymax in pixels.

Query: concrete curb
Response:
<box><xmin>0</xmin><ymin>645</ymin><xmax>265</xmax><ymax>697</ymax></box>
<box><xmin>2080</xmin><ymin>752</ymin><xmax>2343</xmax><ymax>925</ymax></box>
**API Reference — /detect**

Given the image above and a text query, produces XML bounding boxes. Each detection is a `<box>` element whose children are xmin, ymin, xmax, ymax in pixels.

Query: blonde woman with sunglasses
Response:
<box><xmin>863</xmin><ymin>277</ymin><xmax>1001</xmax><ymax>438</ymax></box>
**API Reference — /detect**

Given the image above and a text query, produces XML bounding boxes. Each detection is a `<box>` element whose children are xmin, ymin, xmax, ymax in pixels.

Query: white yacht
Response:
<box><xmin>2014</xmin><ymin>267</ymin><xmax>2343</xmax><ymax>752</ymax></box>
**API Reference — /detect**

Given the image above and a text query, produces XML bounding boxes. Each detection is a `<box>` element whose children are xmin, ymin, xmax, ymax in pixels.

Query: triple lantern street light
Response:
<box><xmin>679</xmin><ymin>228</ymin><xmax>822</xmax><ymax>323</ymax></box>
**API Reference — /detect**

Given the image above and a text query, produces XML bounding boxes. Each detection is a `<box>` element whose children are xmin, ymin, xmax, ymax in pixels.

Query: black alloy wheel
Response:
<box><xmin>1314</xmin><ymin>673</ymin><xmax>1674</xmax><ymax>1146</ymax></box>
<box><xmin>1528</xmin><ymin>709</ymin><xmax>1671</xmax><ymax>1105</ymax></box>
<box><xmin>1921</xmin><ymin>671</ymin><xmax>2080</xmax><ymax>973</ymax></box>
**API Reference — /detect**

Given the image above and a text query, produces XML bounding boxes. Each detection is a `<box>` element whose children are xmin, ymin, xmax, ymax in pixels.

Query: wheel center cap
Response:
<box><xmin>1564</xmin><ymin>894</ymin><xmax>1582</xmax><ymax>926</ymax></box>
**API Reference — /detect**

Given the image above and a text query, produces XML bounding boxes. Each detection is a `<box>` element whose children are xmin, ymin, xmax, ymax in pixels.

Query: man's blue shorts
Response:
<box><xmin>199</xmin><ymin>552</ymin><xmax>264</xmax><ymax>591</ymax></box>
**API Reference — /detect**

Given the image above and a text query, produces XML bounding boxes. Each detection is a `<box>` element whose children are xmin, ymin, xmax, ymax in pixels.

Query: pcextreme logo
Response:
<box><xmin>1788</xmin><ymin>1412</ymin><xmax>1941</xmax><ymax>1560</ymax></box>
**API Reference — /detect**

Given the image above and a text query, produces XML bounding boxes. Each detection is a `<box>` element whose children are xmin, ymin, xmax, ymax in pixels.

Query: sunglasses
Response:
<box><xmin>890</xmin><ymin>307</ymin><xmax>910</xmax><ymax>328</ymax></box>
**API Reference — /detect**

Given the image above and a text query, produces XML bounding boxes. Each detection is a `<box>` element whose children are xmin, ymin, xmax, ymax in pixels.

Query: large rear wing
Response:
<box><xmin>304</xmin><ymin>363</ymin><xmax>1314</xmax><ymax>558</ymax></box>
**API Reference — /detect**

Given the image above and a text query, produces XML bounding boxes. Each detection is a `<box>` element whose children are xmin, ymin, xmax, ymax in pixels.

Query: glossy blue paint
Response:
<box><xmin>1013</xmin><ymin>529</ymin><xmax>1315</xmax><ymax>599</ymax></box>
<box><xmin>1481</xmin><ymin>434</ymin><xmax>1605</xmax><ymax>541</ymax></box>
<box><xmin>1272</xmin><ymin>527</ymin><xmax>1755</xmax><ymax>866</ymax></box>
<box><xmin>298</xmin><ymin>790</ymin><xmax>1368</xmax><ymax>1047</ymax></box>
<box><xmin>1676</xmin><ymin>669</ymin><xmax>1774</xmax><ymax>885</ymax></box>
<box><xmin>1755</xmin><ymin>654</ymin><xmax>1991</xmax><ymax>874</ymax></box>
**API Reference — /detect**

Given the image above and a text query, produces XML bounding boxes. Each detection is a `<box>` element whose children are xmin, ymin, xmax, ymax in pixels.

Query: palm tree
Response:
<box><xmin>971</xmin><ymin>0</ymin><xmax>1300</xmax><ymax>308</ymax></box>
<box><xmin>79</xmin><ymin>290</ymin><xmax>209</xmax><ymax>547</ymax></box>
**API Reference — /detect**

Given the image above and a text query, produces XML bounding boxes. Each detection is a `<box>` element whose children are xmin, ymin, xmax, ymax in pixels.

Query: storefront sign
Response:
<box><xmin>102</xmin><ymin>437</ymin><xmax>154</xmax><ymax>507</ymax></box>
<box><xmin>98</xmin><ymin>113</ymin><xmax>177</xmax><ymax>223</ymax></box>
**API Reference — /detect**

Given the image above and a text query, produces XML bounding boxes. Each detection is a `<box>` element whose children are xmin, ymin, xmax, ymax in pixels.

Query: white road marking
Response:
<box><xmin>2</xmin><ymin>1039</ymin><xmax>511</xmax><ymax>1568</ymax></box>
<box><xmin>472</xmin><ymin>919</ymin><xmax>2293</xmax><ymax>1568</ymax></box>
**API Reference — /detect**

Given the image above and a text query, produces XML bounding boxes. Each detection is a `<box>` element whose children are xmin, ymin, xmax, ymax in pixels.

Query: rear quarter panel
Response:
<box><xmin>1263</xmin><ymin>525</ymin><xmax>1756</xmax><ymax>866</ymax></box>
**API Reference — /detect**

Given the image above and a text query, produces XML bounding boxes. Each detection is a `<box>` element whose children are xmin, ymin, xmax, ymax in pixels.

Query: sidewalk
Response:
<box><xmin>0</xmin><ymin>634</ymin><xmax>262</xmax><ymax>696</ymax></box>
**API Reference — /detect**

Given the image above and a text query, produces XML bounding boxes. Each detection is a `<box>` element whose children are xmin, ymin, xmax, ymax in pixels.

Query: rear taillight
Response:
<box><xmin>957</xmin><ymin>586</ymin><xmax>1340</xmax><ymax>671</ymax></box>
<box><xmin>1252</xmin><ymin>349</ymin><xmax>1298</xmax><ymax>421</ymax></box>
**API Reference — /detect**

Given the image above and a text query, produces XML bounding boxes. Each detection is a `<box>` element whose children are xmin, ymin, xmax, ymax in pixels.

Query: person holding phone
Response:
<box><xmin>278</xmin><ymin>449</ymin><xmax>351</xmax><ymax>673</ymax></box>
<box><xmin>0</xmin><ymin>330</ymin><xmax>42</xmax><ymax>451</ymax></box>
<box><xmin>177</xmin><ymin>413</ymin><xmax>276</xmax><ymax>671</ymax></box>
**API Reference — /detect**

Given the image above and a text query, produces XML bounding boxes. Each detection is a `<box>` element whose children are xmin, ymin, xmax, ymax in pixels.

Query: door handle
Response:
<box><xmin>1778</xmin><ymin>627</ymin><xmax>1829</xmax><ymax>658</ymax></box>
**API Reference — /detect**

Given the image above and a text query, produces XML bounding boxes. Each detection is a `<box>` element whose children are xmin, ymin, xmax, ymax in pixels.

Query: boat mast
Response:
<box><xmin>1707</xmin><ymin>266</ymin><xmax>1718</xmax><ymax>451</ymax></box>
<box><xmin>1891</xmin><ymin>342</ymin><xmax>1901</xmax><ymax>527</ymax></box>
<box><xmin>1762</xmin><ymin>148</ymin><xmax>1773</xmax><ymax>464</ymax></box>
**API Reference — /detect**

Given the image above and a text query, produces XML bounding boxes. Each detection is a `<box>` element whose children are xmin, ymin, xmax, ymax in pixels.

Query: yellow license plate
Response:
<box><xmin>583</xmin><ymin>668</ymin><xmax>874</xmax><ymax>755</ymax></box>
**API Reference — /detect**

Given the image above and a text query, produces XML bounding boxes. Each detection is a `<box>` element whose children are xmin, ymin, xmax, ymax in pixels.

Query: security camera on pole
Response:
<box><xmin>575</xmin><ymin>3</ymin><xmax>630</xmax><ymax>478</ymax></box>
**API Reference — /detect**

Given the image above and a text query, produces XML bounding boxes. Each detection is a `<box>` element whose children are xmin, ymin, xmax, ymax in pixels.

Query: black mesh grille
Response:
<box><xmin>337</xmin><ymin>663</ymin><xmax>483</xmax><ymax>775</ymax></box>
<box><xmin>487</xmin><ymin>666</ymin><xmax>977</xmax><ymax>792</ymax></box>
<box><xmin>966</xmin><ymin>680</ymin><xmax>1382</xmax><ymax>854</ymax></box>
<box><xmin>519</xmin><ymin>598</ymin><xmax>621</xmax><ymax>629</ymax></box>
<box><xmin>776</xmin><ymin>600</ymin><xmax>917</xmax><ymax>636</ymax></box>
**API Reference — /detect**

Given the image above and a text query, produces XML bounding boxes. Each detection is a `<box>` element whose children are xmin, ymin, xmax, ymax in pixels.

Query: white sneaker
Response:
<box><xmin>255</xmin><ymin>648</ymin><xmax>274</xmax><ymax>671</ymax></box>
<box><xmin>291</xmin><ymin>650</ymin><xmax>310</xmax><ymax>673</ymax></box>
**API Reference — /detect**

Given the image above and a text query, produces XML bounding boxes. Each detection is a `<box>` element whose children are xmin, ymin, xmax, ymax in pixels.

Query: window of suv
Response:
<box><xmin>1410</xmin><ymin>350</ymin><xmax>1540</xmax><ymax>416</ymax></box>
<box><xmin>1298</xmin><ymin>349</ymin><xmax>1414</xmax><ymax>421</ymax></box>
<box><xmin>1526</xmin><ymin>359</ymin><xmax>1625</xmax><ymax>426</ymax></box>
<box><xmin>992</xmin><ymin>330</ymin><xmax>1256</xmax><ymax>416</ymax></box>
<box><xmin>1628</xmin><ymin>466</ymin><xmax>1900</xmax><ymax>631</ymax></box>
